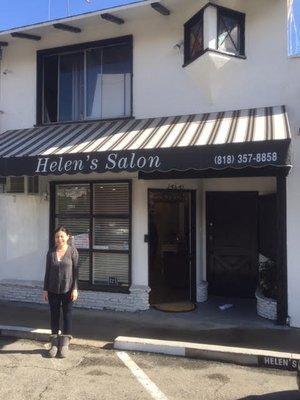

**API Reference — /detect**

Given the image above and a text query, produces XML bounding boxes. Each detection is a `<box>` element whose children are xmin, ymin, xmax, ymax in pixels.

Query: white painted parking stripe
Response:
<box><xmin>117</xmin><ymin>351</ymin><xmax>169</xmax><ymax>400</ymax></box>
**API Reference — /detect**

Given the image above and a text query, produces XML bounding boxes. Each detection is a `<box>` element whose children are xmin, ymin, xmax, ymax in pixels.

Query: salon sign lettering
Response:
<box><xmin>35</xmin><ymin>152</ymin><xmax>161</xmax><ymax>174</ymax></box>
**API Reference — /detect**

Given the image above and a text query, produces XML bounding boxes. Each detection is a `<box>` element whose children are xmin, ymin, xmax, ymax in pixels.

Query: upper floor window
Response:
<box><xmin>184</xmin><ymin>9</ymin><xmax>204</xmax><ymax>65</ymax></box>
<box><xmin>38</xmin><ymin>36</ymin><xmax>132</xmax><ymax>124</ymax></box>
<box><xmin>183</xmin><ymin>4</ymin><xmax>245</xmax><ymax>67</ymax></box>
<box><xmin>217</xmin><ymin>7</ymin><xmax>245</xmax><ymax>57</ymax></box>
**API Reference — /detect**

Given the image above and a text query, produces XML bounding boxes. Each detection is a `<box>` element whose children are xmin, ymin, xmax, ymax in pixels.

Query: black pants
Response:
<box><xmin>48</xmin><ymin>291</ymin><xmax>73</xmax><ymax>335</ymax></box>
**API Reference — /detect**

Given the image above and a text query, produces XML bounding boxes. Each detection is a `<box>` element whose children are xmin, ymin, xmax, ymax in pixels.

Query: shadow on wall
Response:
<box><xmin>0</xmin><ymin>250</ymin><xmax>46</xmax><ymax>281</ymax></box>
<box><xmin>238</xmin><ymin>390</ymin><xmax>300</xmax><ymax>399</ymax></box>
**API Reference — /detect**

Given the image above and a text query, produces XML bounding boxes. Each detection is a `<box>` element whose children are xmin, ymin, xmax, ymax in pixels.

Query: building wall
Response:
<box><xmin>0</xmin><ymin>174</ymin><xmax>275</xmax><ymax>313</ymax></box>
<box><xmin>1</xmin><ymin>0</ymin><xmax>300</xmax><ymax>325</ymax></box>
<box><xmin>0</xmin><ymin>0</ymin><xmax>295</xmax><ymax>130</ymax></box>
<box><xmin>0</xmin><ymin>173</ymin><xmax>199</xmax><ymax>311</ymax></box>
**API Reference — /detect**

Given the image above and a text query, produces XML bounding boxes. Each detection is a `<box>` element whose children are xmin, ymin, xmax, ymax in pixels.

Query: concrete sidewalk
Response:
<box><xmin>0</xmin><ymin>299</ymin><xmax>300</xmax><ymax>353</ymax></box>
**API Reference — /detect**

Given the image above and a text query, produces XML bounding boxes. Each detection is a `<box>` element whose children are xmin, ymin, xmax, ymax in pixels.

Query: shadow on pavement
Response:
<box><xmin>0</xmin><ymin>348</ymin><xmax>49</xmax><ymax>357</ymax></box>
<box><xmin>239</xmin><ymin>390</ymin><xmax>300</xmax><ymax>399</ymax></box>
<box><xmin>0</xmin><ymin>336</ymin><xmax>19</xmax><ymax>349</ymax></box>
<box><xmin>0</xmin><ymin>336</ymin><xmax>49</xmax><ymax>357</ymax></box>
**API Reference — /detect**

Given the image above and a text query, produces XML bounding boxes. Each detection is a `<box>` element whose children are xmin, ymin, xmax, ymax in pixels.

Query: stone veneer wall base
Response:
<box><xmin>0</xmin><ymin>282</ymin><xmax>150</xmax><ymax>312</ymax></box>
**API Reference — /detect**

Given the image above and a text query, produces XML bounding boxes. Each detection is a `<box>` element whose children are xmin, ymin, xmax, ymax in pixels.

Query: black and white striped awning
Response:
<box><xmin>0</xmin><ymin>105</ymin><xmax>291</xmax><ymax>176</ymax></box>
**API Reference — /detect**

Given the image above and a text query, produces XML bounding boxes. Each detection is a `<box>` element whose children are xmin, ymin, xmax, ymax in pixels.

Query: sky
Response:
<box><xmin>288</xmin><ymin>0</ymin><xmax>300</xmax><ymax>55</ymax></box>
<box><xmin>0</xmin><ymin>0</ymin><xmax>144</xmax><ymax>31</ymax></box>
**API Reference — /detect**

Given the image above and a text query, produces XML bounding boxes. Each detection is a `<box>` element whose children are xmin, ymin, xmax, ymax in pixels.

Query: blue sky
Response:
<box><xmin>289</xmin><ymin>0</ymin><xmax>300</xmax><ymax>55</ymax></box>
<box><xmin>0</xmin><ymin>0</ymin><xmax>144</xmax><ymax>31</ymax></box>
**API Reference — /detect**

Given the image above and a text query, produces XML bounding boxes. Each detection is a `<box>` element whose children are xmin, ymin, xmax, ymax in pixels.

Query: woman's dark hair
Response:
<box><xmin>54</xmin><ymin>226</ymin><xmax>71</xmax><ymax>236</ymax></box>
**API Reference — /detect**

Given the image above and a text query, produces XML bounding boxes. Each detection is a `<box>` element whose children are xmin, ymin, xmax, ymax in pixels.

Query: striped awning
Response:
<box><xmin>0</xmin><ymin>105</ymin><xmax>291</xmax><ymax>176</ymax></box>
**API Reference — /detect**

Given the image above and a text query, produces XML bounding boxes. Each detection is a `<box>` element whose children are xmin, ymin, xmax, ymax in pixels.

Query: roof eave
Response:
<box><xmin>0</xmin><ymin>0</ymin><xmax>156</xmax><ymax>37</ymax></box>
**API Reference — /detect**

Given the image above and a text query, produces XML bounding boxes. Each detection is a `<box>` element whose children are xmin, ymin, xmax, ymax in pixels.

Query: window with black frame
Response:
<box><xmin>217</xmin><ymin>7</ymin><xmax>245</xmax><ymax>57</ymax></box>
<box><xmin>184</xmin><ymin>9</ymin><xmax>204</xmax><ymax>65</ymax></box>
<box><xmin>40</xmin><ymin>37</ymin><xmax>132</xmax><ymax>124</ymax></box>
<box><xmin>53</xmin><ymin>181</ymin><xmax>131</xmax><ymax>291</ymax></box>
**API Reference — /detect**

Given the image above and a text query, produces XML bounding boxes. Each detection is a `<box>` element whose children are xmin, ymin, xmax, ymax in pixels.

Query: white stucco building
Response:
<box><xmin>0</xmin><ymin>0</ymin><xmax>299</xmax><ymax>326</ymax></box>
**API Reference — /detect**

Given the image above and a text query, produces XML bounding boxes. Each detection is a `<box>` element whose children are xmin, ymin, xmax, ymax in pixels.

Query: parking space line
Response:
<box><xmin>117</xmin><ymin>351</ymin><xmax>169</xmax><ymax>400</ymax></box>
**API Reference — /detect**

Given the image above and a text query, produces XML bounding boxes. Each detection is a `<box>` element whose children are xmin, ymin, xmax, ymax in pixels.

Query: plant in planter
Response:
<box><xmin>259</xmin><ymin>259</ymin><xmax>278</xmax><ymax>301</ymax></box>
<box><xmin>255</xmin><ymin>257</ymin><xmax>278</xmax><ymax>320</ymax></box>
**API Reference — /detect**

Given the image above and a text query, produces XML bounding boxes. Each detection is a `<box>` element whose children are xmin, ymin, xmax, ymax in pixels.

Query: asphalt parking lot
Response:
<box><xmin>0</xmin><ymin>337</ymin><xmax>299</xmax><ymax>400</ymax></box>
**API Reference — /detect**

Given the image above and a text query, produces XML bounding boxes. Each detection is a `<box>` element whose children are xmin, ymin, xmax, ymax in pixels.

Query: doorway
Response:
<box><xmin>148</xmin><ymin>189</ymin><xmax>196</xmax><ymax>305</ymax></box>
<box><xmin>206</xmin><ymin>192</ymin><xmax>258</xmax><ymax>298</ymax></box>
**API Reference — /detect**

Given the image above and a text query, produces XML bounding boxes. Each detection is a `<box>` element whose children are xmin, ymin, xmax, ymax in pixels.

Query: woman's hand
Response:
<box><xmin>43</xmin><ymin>291</ymin><xmax>48</xmax><ymax>302</ymax></box>
<box><xmin>71</xmin><ymin>289</ymin><xmax>78</xmax><ymax>302</ymax></box>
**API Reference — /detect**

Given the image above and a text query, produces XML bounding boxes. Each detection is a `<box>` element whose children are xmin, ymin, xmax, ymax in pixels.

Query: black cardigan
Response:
<box><xmin>43</xmin><ymin>246</ymin><xmax>79</xmax><ymax>294</ymax></box>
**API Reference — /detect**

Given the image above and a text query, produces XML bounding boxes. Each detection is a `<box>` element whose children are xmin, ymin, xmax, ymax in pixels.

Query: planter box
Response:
<box><xmin>255</xmin><ymin>288</ymin><xmax>277</xmax><ymax>321</ymax></box>
<box><xmin>197</xmin><ymin>281</ymin><xmax>208</xmax><ymax>303</ymax></box>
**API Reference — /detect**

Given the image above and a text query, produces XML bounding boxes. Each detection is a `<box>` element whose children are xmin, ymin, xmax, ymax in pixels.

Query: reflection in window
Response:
<box><xmin>94</xmin><ymin>218</ymin><xmax>129</xmax><ymax>251</ymax></box>
<box><xmin>217</xmin><ymin>8</ymin><xmax>245</xmax><ymax>56</ymax></box>
<box><xmin>56</xmin><ymin>184</ymin><xmax>90</xmax><ymax>214</ymax></box>
<box><xmin>59</xmin><ymin>52</ymin><xmax>84</xmax><ymax>122</ymax></box>
<box><xmin>184</xmin><ymin>10</ymin><xmax>204</xmax><ymax>64</ymax></box>
<box><xmin>42</xmin><ymin>39</ymin><xmax>132</xmax><ymax>123</ymax></box>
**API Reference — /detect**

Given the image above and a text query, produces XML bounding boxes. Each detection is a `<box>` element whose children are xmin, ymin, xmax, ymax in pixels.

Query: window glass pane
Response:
<box><xmin>94</xmin><ymin>218</ymin><xmax>129</xmax><ymax>251</ymax></box>
<box><xmin>218</xmin><ymin>14</ymin><xmax>240</xmax><ymax>54</ymax></box>
<box><xmin>28</xmin><ymin>176</ymin><xmax>39</xmax><ymax>194</ymax></box>
<box><xmin>56</xmin><ymin>184</ymin><xmax>90</xmax><ymax>214</ymax></box>
<box><xmin>102</xmin><ymin>44</ymin><xmax>131</xmax><ymax>118</ymax></box>
<box><xmin>93</xmin><ymin>252</ymin><xmax>129</xmax><ymax>286</ymax></box>
<box><xmin>94</xmin><ymin>183</ymin><xmax>129</xmax><ymax>214</ymax></box>
<box><xmin>7</xmin><ymin>177</ymin><xmax>24</xmax><ymax>193</ymax></box>
<box><xmin>78</xmin><ymin>250</ymin><xmax>90</xmax><ymax>281</ymax></box>
<box><xmin>86</xmin><ymin>48</ymin><xmax>102</xmax><ymax>119</ymax></box>
<box><xmin>43</xmin><ymin>56</ymin><xmax>58</xmax><ymax>123</ymax></box>
<box><xmin>55</xmin><ymin>217</ymin><xmax>90</xmax><ymax>249</ymax></box>
<box><xmin>53</xmin><ymin>181</ymin><xmax>131</xmax><ymax>291</ymax></box>
<box><xmin>0</xmin><ymin>177</ymin><xmax>5</xmax><ymax>193</ymax></box>
<box><xmin>189</xmin><ymin>19</ymin><xmax>203</xmax><ymax>59</ymax></box>
<box><xmin>59</xmin><ymin>52</ymin><xmax>84</xmax><ymax>122</ymax></box>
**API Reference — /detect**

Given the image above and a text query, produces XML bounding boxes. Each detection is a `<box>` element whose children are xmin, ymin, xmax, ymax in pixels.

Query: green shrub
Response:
<box><xmin>258</xmin><ymin>259</ymin><xmax>278</xmax><ymax>300</ymax></box>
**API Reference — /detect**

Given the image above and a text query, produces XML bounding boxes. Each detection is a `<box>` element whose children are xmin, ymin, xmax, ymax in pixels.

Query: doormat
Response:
<box><xmin>153</xmin><ymin>301</ymin><xmax>196</xmax><ymax>312</ymax></box>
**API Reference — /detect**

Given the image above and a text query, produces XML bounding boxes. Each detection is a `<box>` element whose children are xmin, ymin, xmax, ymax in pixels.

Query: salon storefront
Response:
<box><xmin>0</xmin><ymin>105</ymin><xmax>291</xmax><ymax>324</ymax></box>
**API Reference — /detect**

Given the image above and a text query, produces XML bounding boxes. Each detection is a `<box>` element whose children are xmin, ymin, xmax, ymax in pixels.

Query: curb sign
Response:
<box><xmin>258</xmin><ymin>356</ymin><xmax>299</xmax><ymax>371</ymax></box>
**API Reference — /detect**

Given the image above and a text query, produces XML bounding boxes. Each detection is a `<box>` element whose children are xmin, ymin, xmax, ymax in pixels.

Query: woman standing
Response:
<box><xmin>43</xmin><ymin>226</ymin><xmax>79</xmax><ymax>358</ymax></box>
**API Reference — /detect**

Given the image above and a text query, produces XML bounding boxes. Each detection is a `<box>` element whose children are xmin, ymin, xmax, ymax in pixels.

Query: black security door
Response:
<box><xmin>206</xmin><ymin>192</ymin><xmax>258</xmax><ymax>298</ymax></box>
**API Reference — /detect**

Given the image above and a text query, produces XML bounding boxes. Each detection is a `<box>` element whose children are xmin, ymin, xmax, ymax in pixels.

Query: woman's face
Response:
<box><xmin>55</xmin><ymin>230</ymin><xmax>69</xmax><ymax>248</ymax></box>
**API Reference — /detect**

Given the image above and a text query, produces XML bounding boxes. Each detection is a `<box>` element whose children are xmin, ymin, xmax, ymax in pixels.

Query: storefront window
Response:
<box><xmin>53</xmin><ymin>181</ymin><xmax>131</xmax><ymax>291</ymax></box>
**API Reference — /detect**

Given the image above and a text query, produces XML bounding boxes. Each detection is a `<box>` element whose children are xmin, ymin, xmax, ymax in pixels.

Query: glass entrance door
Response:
<box><xmin>148</xmin><ymin>189</ymin><xmax>194</xmax><ymax>304</ymax></box>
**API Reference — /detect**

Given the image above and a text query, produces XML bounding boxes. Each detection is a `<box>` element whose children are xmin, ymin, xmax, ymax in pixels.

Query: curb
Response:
<box><xmin>114</xmin><ymin>336</ymin><xmax>300</xmax><ymax>371</ymax></box>
<box><xmin>0</xmin><ymin>325</ymin><xmax>111</xmax><ymax>348</ymax></box>
<box><xmin>1</xmin><ymin>325</ymin><xmax>299</xmax><ymax>371</ymax></box>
